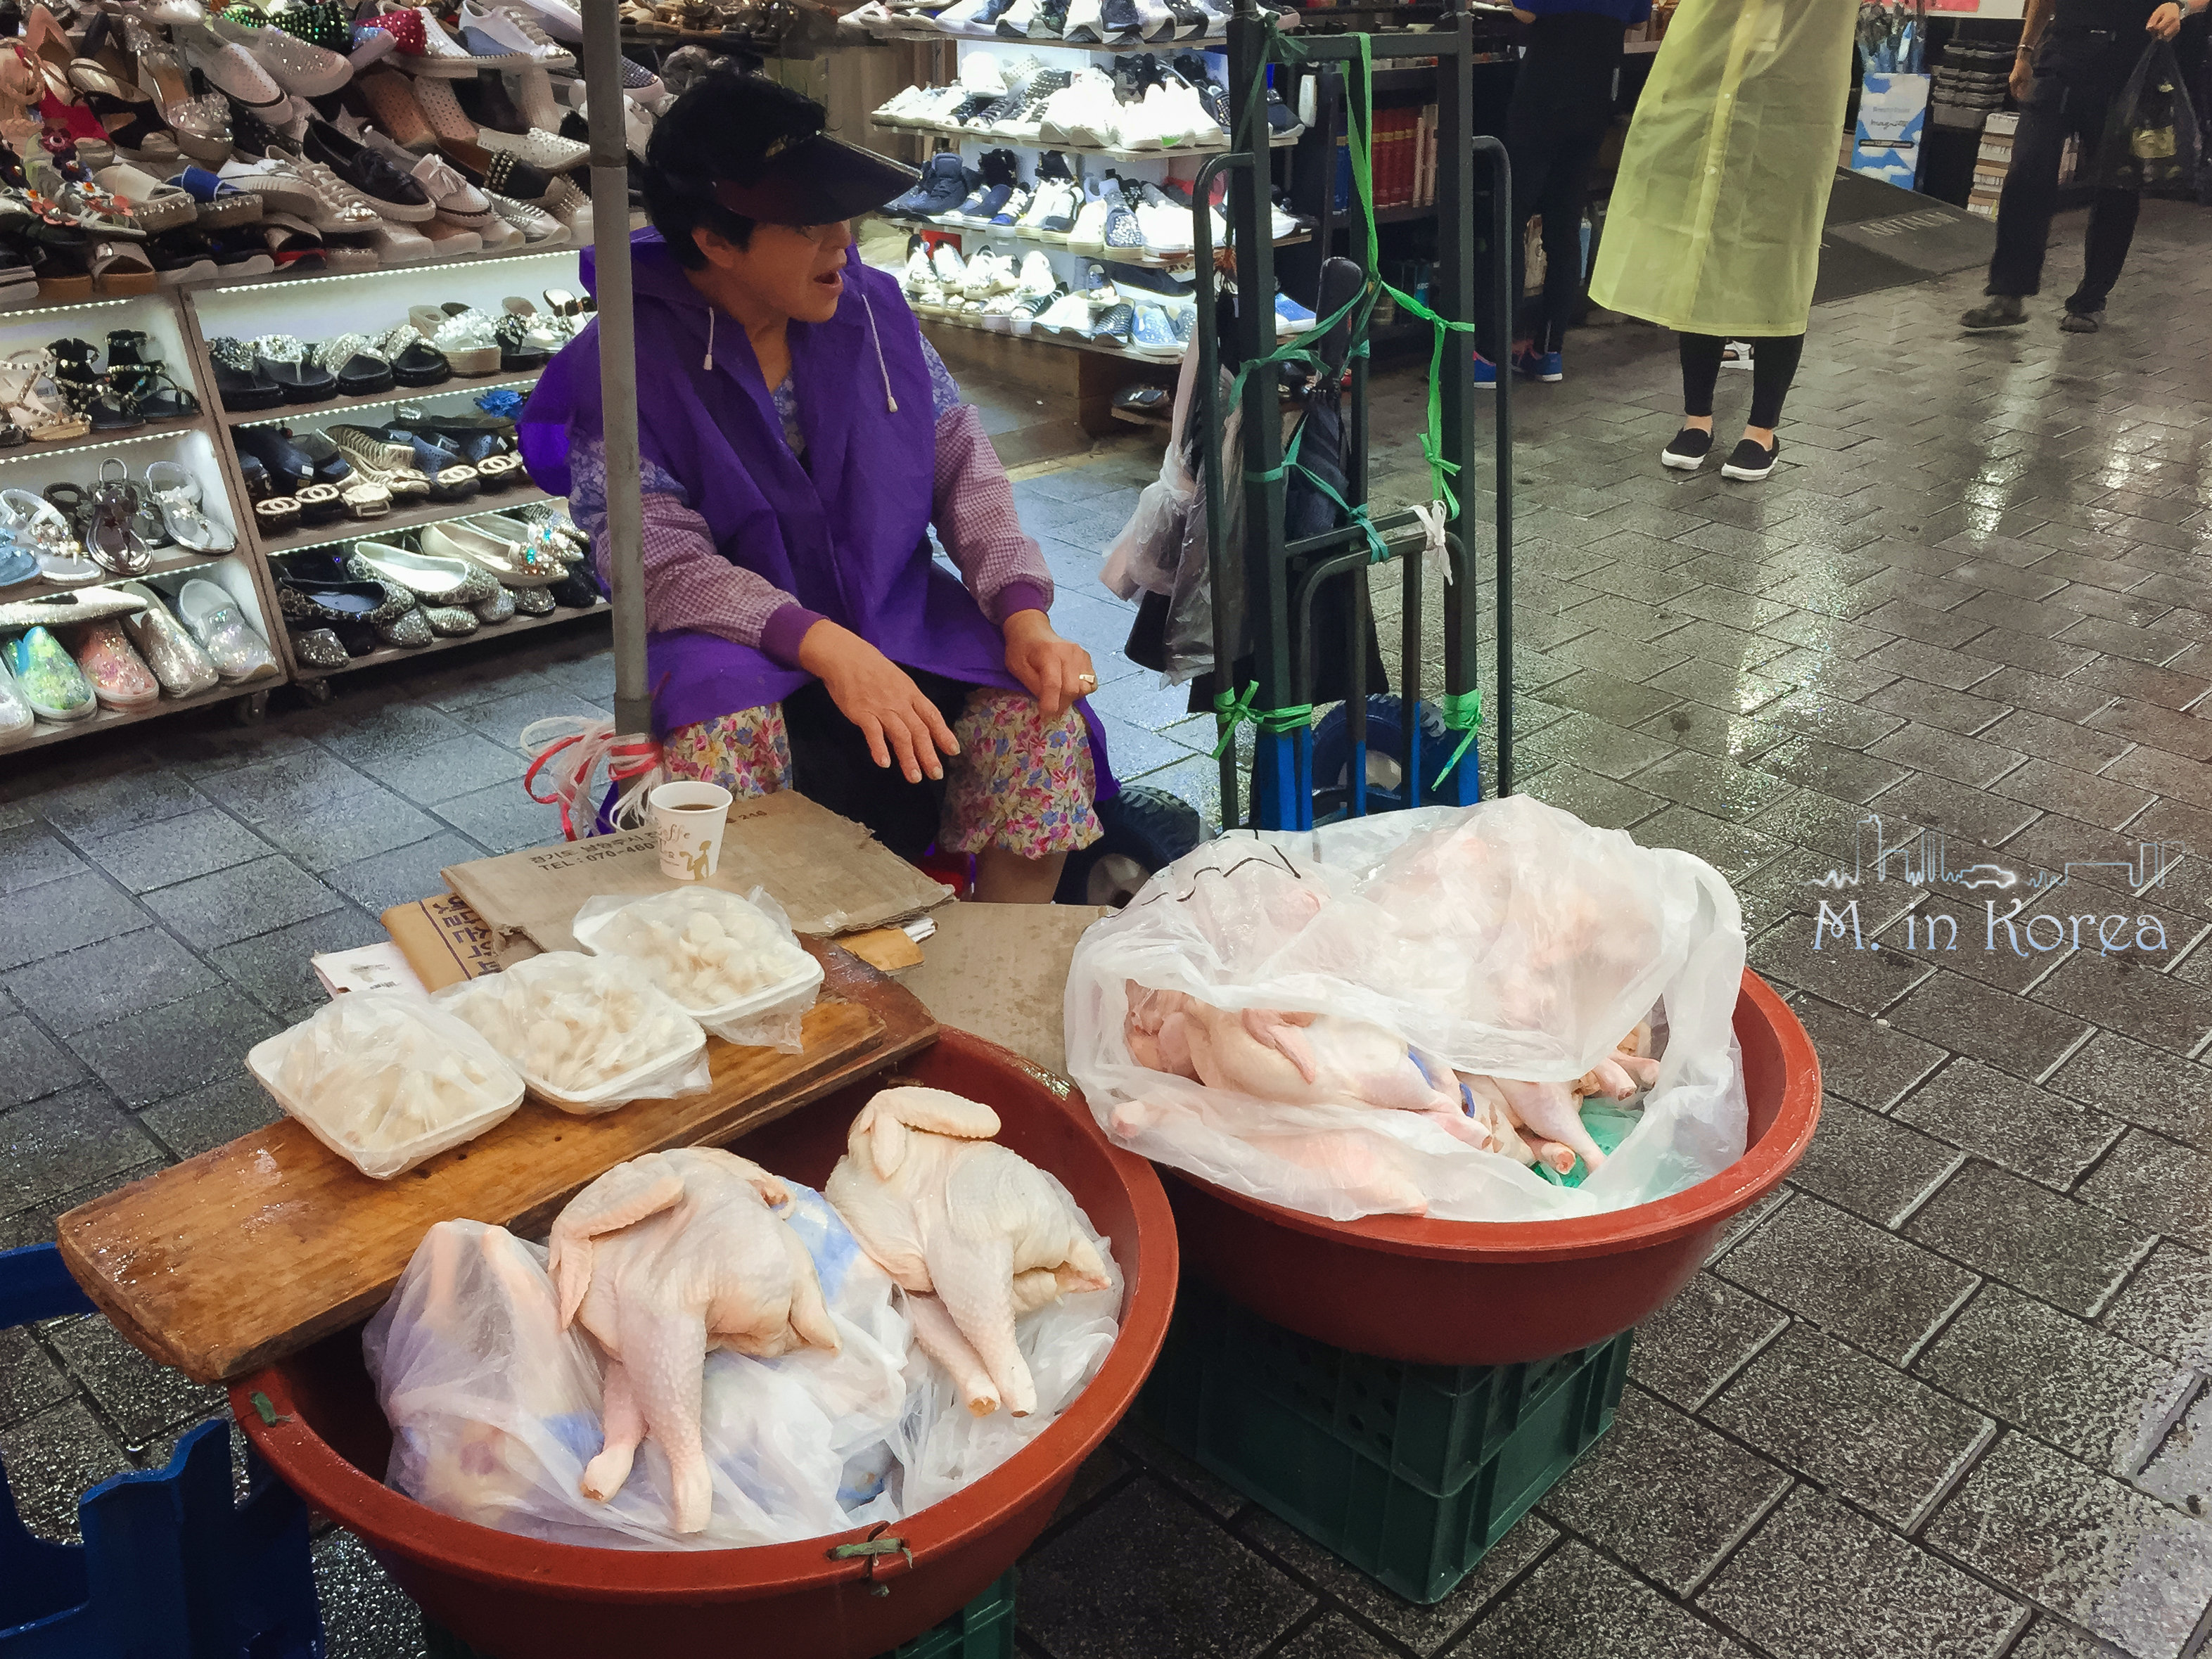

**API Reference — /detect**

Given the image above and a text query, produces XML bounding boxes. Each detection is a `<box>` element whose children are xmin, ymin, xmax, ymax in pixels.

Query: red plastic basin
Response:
<box><xmin>229</xmin><ymin>1030</ymin><xmax>1177</xmax><ymax>1659</ymax></box>
<box><xmin>1135</xmin><ymin>971</ymin><xmax>1819</xmax><ymax>1366</ymax></box>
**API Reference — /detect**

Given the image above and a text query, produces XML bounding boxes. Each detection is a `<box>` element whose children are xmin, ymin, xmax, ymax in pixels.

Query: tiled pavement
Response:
<box><xmin>4</xmin><ymin>197</ymin><xmax>2212</xmax><ymax>1658</ymax></box>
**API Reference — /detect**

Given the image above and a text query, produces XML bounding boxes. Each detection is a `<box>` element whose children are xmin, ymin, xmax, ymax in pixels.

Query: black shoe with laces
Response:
<box><xmin>1660</xmin><ymin>427</ymin><xmax>1713</xmax><ymax>470</ymax></box>
<box><xmin>1720</xmin><ymin>436</ymin><xmax>1779</xmax><ymax>482</ymax></box>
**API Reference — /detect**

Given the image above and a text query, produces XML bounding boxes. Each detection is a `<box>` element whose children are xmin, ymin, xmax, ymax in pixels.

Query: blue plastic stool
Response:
<box><xmin>0</xmin><ymin>1243</ymin><xmax>324</xmax><ymax>1658</ymax></box>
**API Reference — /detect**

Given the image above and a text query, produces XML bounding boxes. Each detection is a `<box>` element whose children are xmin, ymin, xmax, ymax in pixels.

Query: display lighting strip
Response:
<box><xmin>0</xmin><ymin>425</ymin><xmax>201</xmax><ymax>468</ymax></box>
<box><xmin>207</xmin><ymin>245</ymin><xmax>583</xmax><ymax>298</ymax></box>
<box><xmin>0</xmin><ymin>294</ymin><xmax>143</xmax><ymax>326</ymax></box>
<box><xmin>232</xmin><ymin>373</ymin><xmax>544</xmax><ymax>431</ymax></box>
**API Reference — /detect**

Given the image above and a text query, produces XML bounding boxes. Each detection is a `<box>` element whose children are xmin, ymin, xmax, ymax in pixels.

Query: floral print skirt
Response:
<box><xmin>663</xmin><ymin>688</ymin><xmax>1101</xmax><ymax>859</ymax></box>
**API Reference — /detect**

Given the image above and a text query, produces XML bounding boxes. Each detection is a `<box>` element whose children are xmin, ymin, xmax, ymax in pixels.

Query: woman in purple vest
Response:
<box><xmin>522</xmin><ymin>74</ymin><xmax>1110</xmax><ymax>902</ymax></box>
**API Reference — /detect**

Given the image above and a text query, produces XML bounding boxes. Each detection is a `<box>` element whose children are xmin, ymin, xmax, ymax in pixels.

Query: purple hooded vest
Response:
<box><xmin>520</xmin><ymin>229</ymin><xmax>1113</xmax><ymax>795</ymax></box>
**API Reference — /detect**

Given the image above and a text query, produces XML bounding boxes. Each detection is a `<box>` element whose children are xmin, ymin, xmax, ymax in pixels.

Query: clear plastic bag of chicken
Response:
<box><xmin>572</xmin><ymin>886</ymin><xmax>823</xmax><ymax>1052</ymax></box>
<box><xmin>365</xmin><ymin>1189</ymin><xmax>913</xmax><ymax>1551</ymax></box>
<box><xmin>435</xmin><ymin>952</ymin><xmax>711</xmax><ymax>1115</ymax></box>
<box><xmin>247</xmin><ymin>992</ymin><xmax>525</xmax><ymax>1179</ymax></box>
<box><xmin>1065</xmin><ymin>796</ymin><xmax>1748</xmax><ymax>1223</ymax></box>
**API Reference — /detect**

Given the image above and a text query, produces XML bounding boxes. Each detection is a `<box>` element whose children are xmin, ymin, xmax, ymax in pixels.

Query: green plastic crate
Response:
<box><xmin>1140</xmin><ymin>1281</ymin><xmax>1632</xmax><ymax>1604</ymax></box>
<box><xmin>893</xmin><ymin>1570</ymin><xmax>1017</xmax><ymax>1659</ymax></box>
<box><xmin>421</xmin><ymin>1568</ymin><xmax>1016</xmax><ymax>1659</ymax></box>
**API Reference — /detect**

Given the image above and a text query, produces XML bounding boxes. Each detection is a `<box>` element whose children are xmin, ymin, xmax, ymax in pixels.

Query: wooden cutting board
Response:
<box><xmin>56</xmin><ymin>941</ymin><xmax>937</xmax><ymax>1385</ymax></box>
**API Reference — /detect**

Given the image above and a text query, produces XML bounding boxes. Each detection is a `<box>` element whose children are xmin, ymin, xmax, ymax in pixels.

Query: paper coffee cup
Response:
<box><xmin>649</xmin><ymin>781</ymin><xmax>734</xmax><ymax>881</ymax></box>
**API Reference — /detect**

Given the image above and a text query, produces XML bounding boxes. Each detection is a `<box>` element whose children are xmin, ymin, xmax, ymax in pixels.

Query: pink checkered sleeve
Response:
<box><xmin>613</xmin><ymin>491</ymin><xmax>826</xmax><ymax>667</ymax></box>
<box><xmin>933</xmin><ymin>401</ymin><xmax>1052</xmax><ymax>626</ymax></box>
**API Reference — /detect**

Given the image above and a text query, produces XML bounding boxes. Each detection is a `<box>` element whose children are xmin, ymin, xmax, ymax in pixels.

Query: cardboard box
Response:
<box><xmin>896</xmin><ymin>902</ymin><xmax>1114</xmax><ymax>1080</ymax></box>
<box><xmin>440</xmin><ymin>789</ymin><xmax>953</xmax><ymax>958</ymax></box>
<box><xmin>381</xmin><ymin>892</ymin><xmax>505</xmax><ymax>992</ymax></box>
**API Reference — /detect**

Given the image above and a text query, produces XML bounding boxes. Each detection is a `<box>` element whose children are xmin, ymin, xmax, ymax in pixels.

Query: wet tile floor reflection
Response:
<box><xmin>3</xmin><ymin>200</ymin><xmax>2210</xmax><ymax>1658</ymax></box>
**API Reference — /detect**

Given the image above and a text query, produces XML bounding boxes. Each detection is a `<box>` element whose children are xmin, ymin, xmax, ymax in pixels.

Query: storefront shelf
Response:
<box><xmin>295</xmin><ymin>598</ymin><xmax>603</xmax><ymax>680</ymax></box>
<box><xmin>0</xmin><ymin>414</ymin><xmax>212</xmax><ymax>467</ymax></box>
<box><xmin>252</xmin><ymin>485</ymin><xmax>552</xmax><ymax>559</ymax></box>
<box><xmin>874</xmin><ymin>117</ymin><xmax>1300</xmax><ymax>163</ymax></box>
<box><xmin>8</xmin><ymin>676</ymin><xmax>269</xmax><ymax>750</ymax></box>
<box><xmin>224</xmin><ymin>372</ymin><xmax>544</xmax><ymax>430</ymax></box>
<box><xmin>1</xmin><ymin>547</ymin><xmax>239</xmax><ymax>608</ymax></box>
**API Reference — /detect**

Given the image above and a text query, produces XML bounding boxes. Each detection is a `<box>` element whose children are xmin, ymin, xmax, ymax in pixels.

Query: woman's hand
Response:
<box><xmin>797</xmin><ymin>620</ymin><xmax>959</xmax><ymax>783</ymax></box>
<box><xmin>1002</xmin><ymin>608</ymin><xmax>1096</xmax><ymax>721</ymax></box>
<box><xmin>2010</xmin><ymin>44</ymin><xmax>2038</xmax><ymax>97</ymax></box>
<box><xmin>2149</xmin><ymin>1</ymin><xmax>2182</xmax><ymax>37</ymax></box>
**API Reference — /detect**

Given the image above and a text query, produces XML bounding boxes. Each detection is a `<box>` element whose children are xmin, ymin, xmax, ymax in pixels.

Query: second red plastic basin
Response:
<box><xmin>1140</xmin><ymin>970</ymin><xmax>1820</xmax><ymax>1366</ymax></box>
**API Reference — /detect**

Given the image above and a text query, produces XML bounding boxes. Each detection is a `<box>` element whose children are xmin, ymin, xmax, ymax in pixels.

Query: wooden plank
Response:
<box><xmin>56</xmin><ymin>942</ymin><xmax>938</xmax><ymax>1385</ymax></box>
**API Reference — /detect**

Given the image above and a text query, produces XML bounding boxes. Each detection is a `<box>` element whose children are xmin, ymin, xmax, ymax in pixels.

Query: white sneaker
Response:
<box><xmin>957</xmin><ymin>44</ymin><xmax>1008</xmax><ymax>92</ymax></box>
<box><xmin>502</xmin><ymin>0</ymin><xmax>582</xmax><ymax>42</ymax></box>
<box><xmin>1268</xmin><ymin>198</ymin><xmax>1302</xmax><ymax>240</ymax></box>
<box><xmin>1169</xmin><ymin>79</ymin><xmax>1225</xmax><ymax>148</ymax></box>
<box><xmin>542</xmin><ymin>173</ymin><xmax>591</xmax><ymax>241</ymax></box>
<box><xmin>457</xmin><ymin>0</ymin><xmax>572</xmax><ymax>63</ymax></box>
<box><xmin>1036</xmin><ymin>290</ymin><xmax>1094</xmax><ymax>333</ymax></box>
<box><xmin>903</xmin><ymin>243</ymin><xmax>933</xmax><ymax>292</ymax></box>
<box><xmin>1062</xmin><ymin>0</ymin><xmax>1104</xmax><ymax>37</ymax></box>
<box><xmin>1066</xmin><ymin>184</ymin><xmax>1108</xmax><ymax>252</ymax></box>
<box><xmin>931</xmin><ymin>243</ymin><xmax>966</xmax><ymax>286</ymax></box>
<box><xmin>1137</xmin><ymin>185</ymin><xmax>1191</xmax><ymax>253</ymax></box>
<box><xmin>1013</xmin><ymin>250</ymin><xmax>1055</xmax><ymax>296</ymax></box>
<box><xmin>1016</xmin><ymin>178</ymin><xmax>1067</xmax><ymax>235</ymax></box>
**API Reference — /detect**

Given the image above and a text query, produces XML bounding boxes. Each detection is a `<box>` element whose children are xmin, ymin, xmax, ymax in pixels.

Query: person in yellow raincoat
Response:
<box><xmin>1587</xmin><ymin>0</ymin><xmax>1856</xmax><ymax>482</ymax></box>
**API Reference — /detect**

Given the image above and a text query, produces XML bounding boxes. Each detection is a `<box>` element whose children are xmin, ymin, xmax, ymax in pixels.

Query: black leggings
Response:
<box><xmin>1680</xmin><ymin>332</ymin><xmax>1805</xmax><ymax>429</ymax></box>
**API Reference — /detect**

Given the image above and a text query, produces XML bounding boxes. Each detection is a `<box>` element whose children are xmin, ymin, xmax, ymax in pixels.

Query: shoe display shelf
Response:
<box><xmin>882</xmin><ymin>37</ymin><xmax>1309</xmax><ymax>386</ymax></box>
<box><xmin>0</xmin><ymin>289</ymin><xmax>286</xmax><ymax>750</ymax></box>
<box><xmin>175</xmin><ymin>245</ymin><xmax>598</xmax><ymax>691</ymax></box>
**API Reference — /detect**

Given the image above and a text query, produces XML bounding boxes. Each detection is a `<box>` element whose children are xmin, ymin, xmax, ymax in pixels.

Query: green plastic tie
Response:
<box><xmin>248</xmin><ymin>1390</ymin><xmax>290</xmax><ymax>1427</ymax></box>
<box><xmin>1431</xmin><ymin>688</ymin><xmax>1484</xmax><ymax>791</ymax></box>
<box><xmin>1211</xmin><ymin>684</ymin><xmax>1315</xmax><ymax>757</ymax></box>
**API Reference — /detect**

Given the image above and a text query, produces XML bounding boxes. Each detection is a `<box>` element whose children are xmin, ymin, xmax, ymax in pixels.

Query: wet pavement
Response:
<box><xmin>3</xmin><ymin>197</ymin><xmax>2210</xmax><ymax>1658</ymax></box>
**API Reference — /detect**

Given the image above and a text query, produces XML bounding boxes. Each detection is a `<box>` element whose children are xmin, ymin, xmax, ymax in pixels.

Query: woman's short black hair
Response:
<box><xmin>641</xmin><ymin>72</ymin><xmax>827</xmax><ymax>268</ymax></box>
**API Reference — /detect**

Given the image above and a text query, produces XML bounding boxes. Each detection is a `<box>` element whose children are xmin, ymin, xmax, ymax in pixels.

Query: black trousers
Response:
<box><xmin>1986</xmin><ymin>37</ymin><xmax>2140</xmax><ymax>310</ymax></box>
<box><xmin>1478</xmin><ymin>14</ymin><xmax>1622</xmax><ymax>357</ymax></box>
<box><xmin>1680</xmin><ymin>333</ymin><xmax>1805</xmax><ymax>429</ymax></box>
<box><xmin>781</xmin><ymin>667</ymin><xmax>970</xmax><ymax>863</ymax></box>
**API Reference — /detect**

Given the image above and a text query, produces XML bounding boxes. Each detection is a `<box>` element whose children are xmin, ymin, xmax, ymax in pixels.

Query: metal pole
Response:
<box><xmin>583</xmin><ymin>0</ymin><xmax>653</xmax><ymax>748</ymax></box>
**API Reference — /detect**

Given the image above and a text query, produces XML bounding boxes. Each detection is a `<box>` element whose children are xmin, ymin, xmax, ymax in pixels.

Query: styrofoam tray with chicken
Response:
<box><xmin>1067</xmin><ymin>795</ymin><xmax>1750</xmax><ymax>1223</ymax></box>
<box><xmin>364</xmin><ymin>1087</ymin><xmax>1120</xmax><ymax>1548</ymax></box>
<box><xmin>248</xmin><ymin>992</ymin><xmax>526</xmax><ymax>1180</ymax></box>
<box><xmin>435</xmin><ymin>952</ymin><xmax>712</xmax><ymax>1115</ymax></box>
<box><xmin>572</xmin><ymin>886</ymin><xmax>824</xmax><ymax>1044</ymax></box>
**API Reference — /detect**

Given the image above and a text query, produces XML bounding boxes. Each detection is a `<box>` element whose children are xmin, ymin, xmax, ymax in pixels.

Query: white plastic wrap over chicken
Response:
<box><xmin>366</xmin><ymin>1200</ymin><xmax>912</xmax><ymax>1551</ymax></box>
<box><xmin>1065</xmin><ymin>797</ymin><xmax>1748</xmax><ymax>1223</ymax></box>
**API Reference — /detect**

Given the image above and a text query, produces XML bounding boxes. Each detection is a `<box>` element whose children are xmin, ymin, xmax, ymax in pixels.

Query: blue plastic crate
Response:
<box><xmin>0</xmin><ymin>1243</ymin><xmax>322</xmax><ymax>1658</ymax></box>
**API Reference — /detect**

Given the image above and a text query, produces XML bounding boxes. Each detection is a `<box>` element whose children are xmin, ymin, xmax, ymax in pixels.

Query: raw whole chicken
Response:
<box><xmin>1458</xmin><ymin>1023</ymin><xmax>1661</xmax><ymax>1174</ymax></box>
<box><xmin>547</xmin><ymin>1148</ymin><xmax>839</xmax><ymax>1534</ymax></box>
<box><xmin>1123</xmin><ymin>982</ymin><xmax>1485</xmax><ymax>1149</ymax></box>
<box><xmin>826</xmin><ymin>1087</ymin><xmax>1111</xmax><ymax>1418</ymax></box>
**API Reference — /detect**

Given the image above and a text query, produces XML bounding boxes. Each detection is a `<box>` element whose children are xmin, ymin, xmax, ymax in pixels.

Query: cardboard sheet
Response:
<box><xmin>440</xmin><ymin>790</ymin><xmax>953</xmax><ymax>956</ymax></box>
<box><xmin>898</xmin><ymin>902</ymin><xmax>1114</xmax><ymax>1078</ymax></box>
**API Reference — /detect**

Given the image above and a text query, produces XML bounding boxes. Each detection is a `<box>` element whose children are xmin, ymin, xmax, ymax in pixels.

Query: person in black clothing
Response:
<box><xmin>1474</xmin><ymin>0</ymin><xmax>1650</xmax><ymax>385</ymax></box>
<box><xmin>1962</xmin><ymin>0</ymin><xmax>2205</xmax><ymax>331</ymax></box>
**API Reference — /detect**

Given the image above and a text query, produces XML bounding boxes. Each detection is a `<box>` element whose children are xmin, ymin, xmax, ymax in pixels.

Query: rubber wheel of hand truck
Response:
<box><xmin>1309</xmin><ymin>694</ymin><xmax>1471</xmax><ymax>814</ymax></box>
<box><xmin>1054</xmin><ymin>783</ymin><xmax>1202</xmax><ymax>907</ymax></box>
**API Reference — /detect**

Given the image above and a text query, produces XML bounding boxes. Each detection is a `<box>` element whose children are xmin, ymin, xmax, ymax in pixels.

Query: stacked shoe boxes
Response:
<box><xmin>1969</xmin><ymin>111</ymin><xmax>2016</xmax><ymax>219</ymax></box>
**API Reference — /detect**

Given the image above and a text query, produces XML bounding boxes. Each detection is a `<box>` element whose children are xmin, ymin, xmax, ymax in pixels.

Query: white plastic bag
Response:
<box><xmin>248</xmin><ymin>992</ymin><xmax>524</xmax><ymax>1179</ymax></box>
<box><xmin>573</xmin><ymin>886</ymin><xmax>822</xmax><ymax>1052</ymax></box>
<box><xmin>365</xmin><ymin>1189</ymin><xmax>912</xmax><ymax>1551</ymax></box>
<box><xmin>365</xmin><ymin>1181</ymin><xmax>1123</xmax><ymax>1549</ymax></box>
<box><xmin>1066</xmin><ymin>798</ymin><xmax>1748</xmax><ymax>1223</ymax></box>
<box><xmin>435</xmin><ymin>952</ymin><xmax>711</xmax><ymax>1115</ymax></box>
